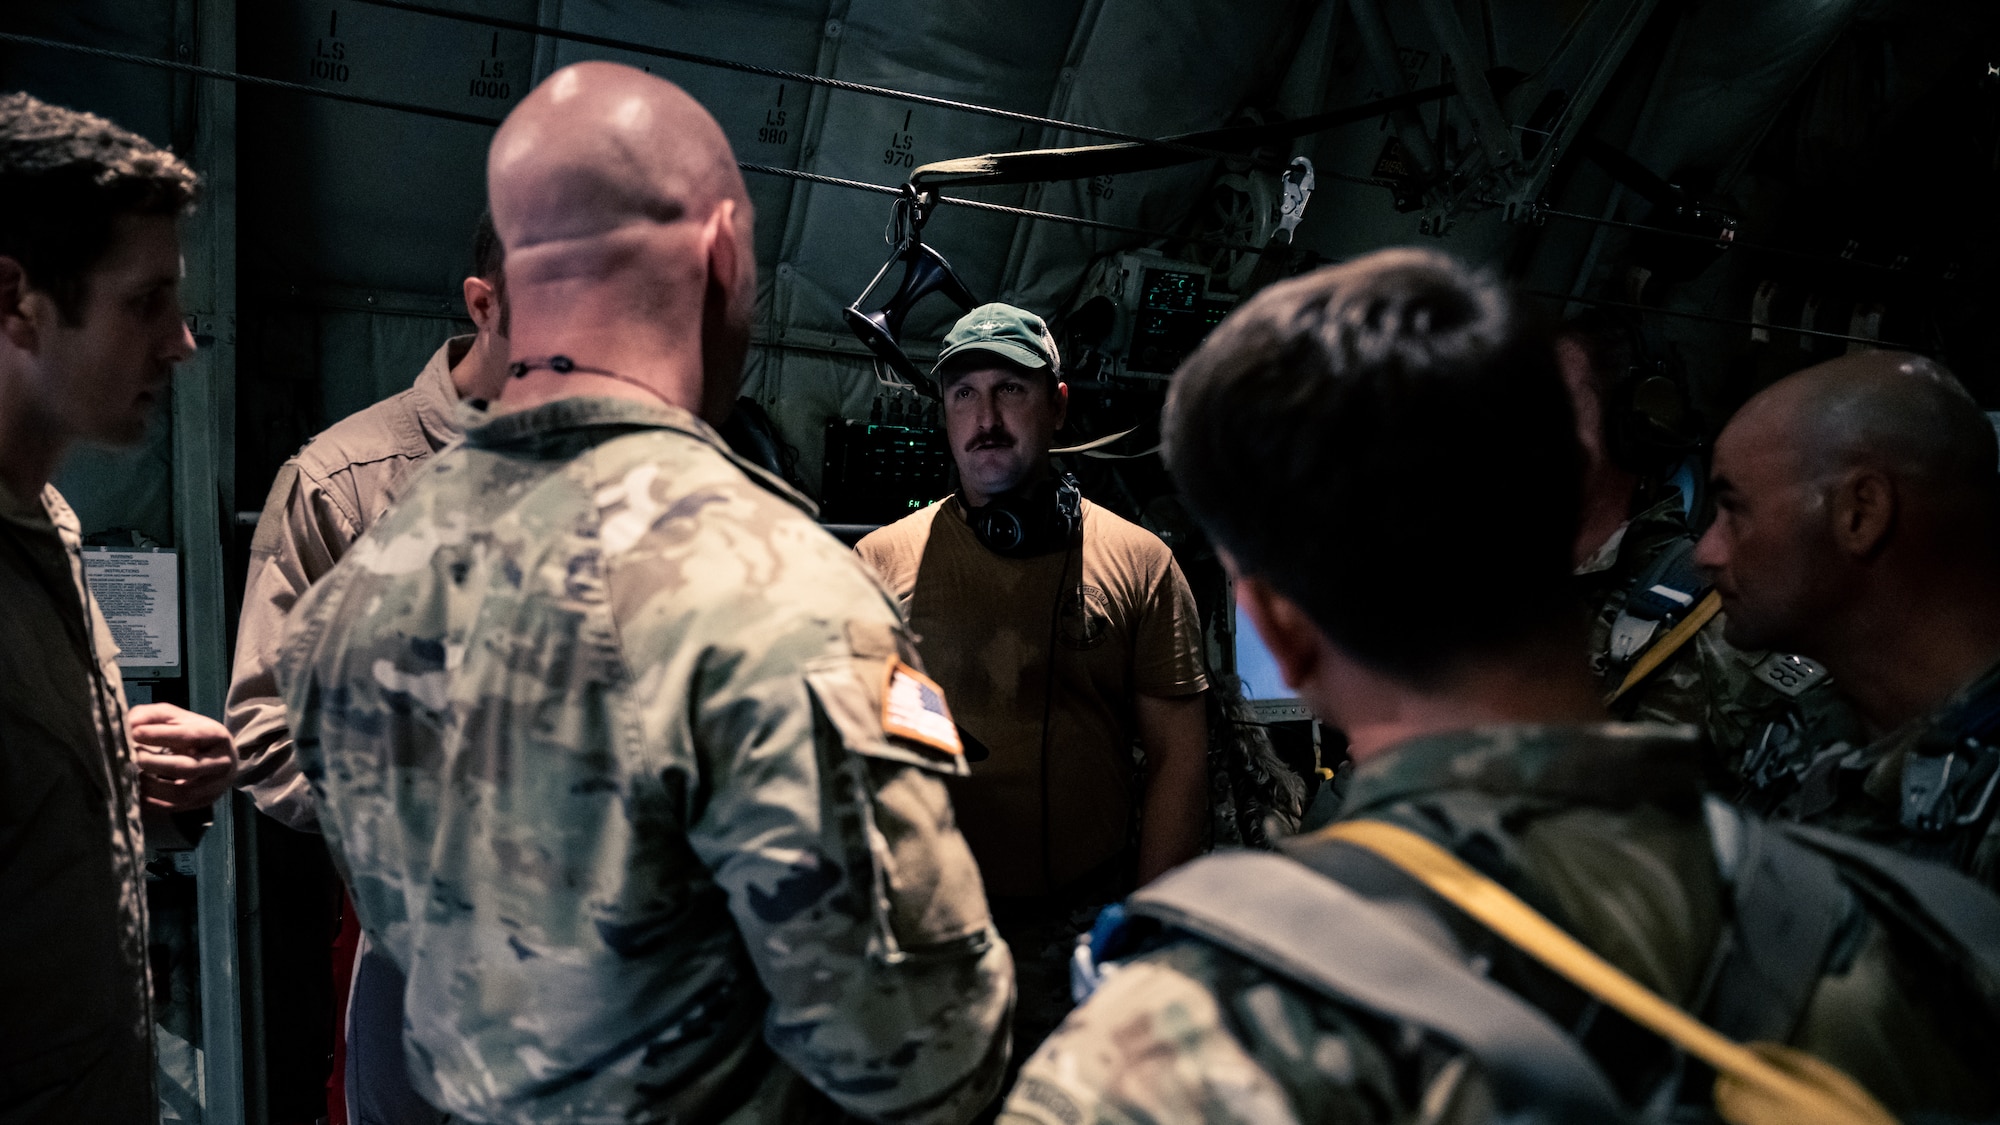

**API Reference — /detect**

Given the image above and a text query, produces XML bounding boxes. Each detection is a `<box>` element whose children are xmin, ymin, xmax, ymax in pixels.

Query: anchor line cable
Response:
<box><xmin>0</xmin><ymin>31</ymin><xmax>1273</xmax><ymax>257</ymax></box>
<box><xmin>0</xmin><ymin>29</ymin><xmax>506</xmax><ymax>126</ymax></box>
<box><xmin>1510</xmin><ymin>202</ymin><xmax>1978</xmax><ymax>286</ymax></box>
<box><xmin>18</xmin><ymin>31</ymin><xmax>1909</xmax><ymax>342</ymax></box>
<box><xmin>344</xmin><ymin>0</ymin><xmax>1319</xmax><ymax>171</ymax></box>
<box><xmin>1520</xmin><ymin>289</ymin><xmax>1928</xmax><ymax>352</ymax></box>
<box><xmin>739</xmin><ymin>162</ymin><xmax>1266</xmax><ymax>253</ymax></box>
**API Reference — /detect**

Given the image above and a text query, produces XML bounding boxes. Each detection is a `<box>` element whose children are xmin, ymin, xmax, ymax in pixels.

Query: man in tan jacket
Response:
<box><xmin>0</xmin><ymin>91</ymin><xmax>237</xmax><ymax>1124</ymax></box>
<box><xmin>225</xmin><ymin>212</ymin><xmax>509</xmax><ymax>1124</ymax></box>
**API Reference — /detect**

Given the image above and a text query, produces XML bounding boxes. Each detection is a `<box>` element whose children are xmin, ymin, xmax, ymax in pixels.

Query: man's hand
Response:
<box><xmin>129</xmin><ymin>703</ymin><xmax>238</xmax><ymax>811</ymax></box>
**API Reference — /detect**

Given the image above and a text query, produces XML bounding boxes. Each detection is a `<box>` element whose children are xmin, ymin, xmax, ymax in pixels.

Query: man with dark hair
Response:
<box><xmin>0</xmin><ymin>91</ymin><xmax>237</xmax><ymax>1122</ymax></box>
<box><xmin>280</xmin><ymin>63</ymin><xmax>1009</xmax><ymax>1124</ymax></box>
<box><xmin>1558</xmin><ymin>317</ymin><xmax>1861</xmax><ymax>800</ymax></box>
<box><xmin>1696</xmin><ymin>350</ymin><xmax>2000</xmax><ymax>885</ymax></box>
<box><xmin>855</xmin><ymin>302</ymin><xmax>1211</xmax><ymax>1073</ymax></box>
<box><xmin>225</xmin><ymin>210</ymin><xmax>510</xmax><ymax>1123</ymax></box>
<box><xmin>1000</xmin><ymin>249</ymin><xmax>2000</xmax><ymax>1125</ymax></box>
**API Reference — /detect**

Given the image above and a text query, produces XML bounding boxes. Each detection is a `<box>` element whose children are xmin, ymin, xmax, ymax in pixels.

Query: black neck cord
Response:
<box><xmin>510</xmin><ymin>355</ymin><xmax>674</xmax><ymax>407</ymax></box>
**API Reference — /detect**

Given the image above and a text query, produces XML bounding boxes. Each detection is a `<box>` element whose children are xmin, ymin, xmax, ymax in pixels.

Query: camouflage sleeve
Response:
<box><xmin>226</xmin><ymin>461</ymin><xmax>356</xmax><ymax>832</ymax></box>
<box><xmin>1001</xmin><ymin>940</ymin><xmax>1463</xmax><ymax>1125</ymax></box>
<box><xmin>683</xmin><ymin>605</ymin><xmax>1014</xmax><ymax>1124</ymax></box>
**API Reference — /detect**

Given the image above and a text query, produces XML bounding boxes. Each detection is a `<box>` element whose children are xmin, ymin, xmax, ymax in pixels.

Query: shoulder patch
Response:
<box><xmin>880</xmin><ymin>657</ymin><xmax>962</xmax><ymax>758</ymax></box>
<box><xmin>1748</xmin><ymin>651</ymin><xmax>1830</xmax><ymax>697</ymax></box>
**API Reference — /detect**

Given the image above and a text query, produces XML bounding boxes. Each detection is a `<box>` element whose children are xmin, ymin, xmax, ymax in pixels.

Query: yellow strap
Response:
<box><xmin>1318</xmin><ymin>819</ymin><xmax>1897</xmax><ymax>1125</ymax></box>
<box><xmin>1607</xmin><ymin>589</ymin><xmax>1723</xmax><ymax>706</ymax></box>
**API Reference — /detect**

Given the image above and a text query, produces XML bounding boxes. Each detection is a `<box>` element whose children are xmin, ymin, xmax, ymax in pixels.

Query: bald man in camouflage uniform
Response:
<box><xmin>1697</xmin><ymin>351</ymin><xmax>2000</xmax><ymax>887</ymax></box>
<box><xmin>280</xmin><ymin>63</ymin><xmax>1010</xmax><ymax>1124</ymax></box>
<box><xmin>1556</xmin><ymin>320</ymin><xmax>1863</xmax><ymax>802</ymax></box>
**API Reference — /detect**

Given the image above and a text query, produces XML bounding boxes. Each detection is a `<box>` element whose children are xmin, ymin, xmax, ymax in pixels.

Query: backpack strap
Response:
<box><xmin>1317</xmin><ymin>819</ymin><xmax>1896</xmax><ymax>1125</ymax></box>
<box><xmin>1125</xmin><ymin>850</ymin><xmax>1633</xmax><ymax>1125</ymax></box>
<box><xmin>1697</xmin><ymin>797</ymin><xmax>1853</xmax><ymax>1044</ymax></box>
<box><xmin>1608</xmin><ymin>590</ymin><xmax>1721</xmax><ymax>706</ymax></box>
<box><xmin>1778</xmin><ymin>820</ymin><xmax>2000</xmax><ymax>994</ymax></box>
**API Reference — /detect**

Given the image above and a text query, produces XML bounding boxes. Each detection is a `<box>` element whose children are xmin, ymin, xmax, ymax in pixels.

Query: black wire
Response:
<box><xmin>1520</xmin><ymin>288</ymin><xmax>1927</xmax><ymax>351</ymax></box>
<box><xmin>0</xmin><ymin>28</ymin><xmax>506</xmax><ymax>126</ymax></box>
<box><xmin>1037</xmin><ymin>535</ymin><xmax>1079</xmax><ymax>898</ymax></box>
<box><xmin>0</xmin><ymin>31</ymin><xmax>1273</xmax><ymax>257</ymax></box>
<box><xmin>1517</xmin><ymin>202</ymin><xmax>1973</xmax><ymax>285</ymax></box>
<box><xmin>345</xmin><ymin>0</ymin><xmax>1276</xmax><ymax>169</ymax></box>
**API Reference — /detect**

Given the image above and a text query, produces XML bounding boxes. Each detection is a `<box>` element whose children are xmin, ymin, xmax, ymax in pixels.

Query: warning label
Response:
<box><xmin>82</xmin><ymin>547</ymin><xmax>180</xmax><ymax>672</ymax></box>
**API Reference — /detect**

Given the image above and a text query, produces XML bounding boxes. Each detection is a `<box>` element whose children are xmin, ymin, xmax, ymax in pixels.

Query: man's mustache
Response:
<box><xmin>967</xmin><ymin>428</ymin><xmax>1016</xmax><ymax>452</ymax></box>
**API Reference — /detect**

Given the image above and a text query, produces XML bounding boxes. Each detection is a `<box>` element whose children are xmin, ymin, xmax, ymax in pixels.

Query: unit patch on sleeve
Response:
<box><xmin>880</xmin><ymin>657</ymin><xmax>963</xmax><ymax>757</ymax></box>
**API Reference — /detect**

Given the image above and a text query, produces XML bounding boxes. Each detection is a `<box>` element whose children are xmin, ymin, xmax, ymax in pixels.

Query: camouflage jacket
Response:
<box><xmin>229</xmin><ymin>336</ymin><xmax>464</xmax><ymax>831</ymax></box>
<box><xmin>1576</xmin><ymin>497</ymin><xmax>1863</xmax><ymax>795</ymax></box>
<box><xmin>1774</xmin><ymin>655</ymin><xmax>2000</xmax><ymax>890</ymax></box>
<box><xmin>1001</xmin><ymin>724</ymin><xmax>2000</xmax><ymax>1125</ymax></box>
<box><xmin>279</xmin><ymin>396</ymin><xmax>1013</xmax><ymax>1125</ymax></box>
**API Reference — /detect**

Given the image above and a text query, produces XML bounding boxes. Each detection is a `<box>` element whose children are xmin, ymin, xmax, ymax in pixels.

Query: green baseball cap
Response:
<box><xmin>933</xmin><ymin>302</ymin><xmax>1061</xmax><ymax>379</ymax></box>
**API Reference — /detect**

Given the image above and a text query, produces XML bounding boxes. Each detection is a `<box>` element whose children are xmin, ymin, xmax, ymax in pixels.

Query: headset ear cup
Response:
<box><xmin>1606</xmin><ymin>372</ymin><xmax>1699</xmax><ymax>472</ymax></box>
<box><xmin>1630</xmin><ymin>374</ymin><xmax>1700</xmax><ymax>459</ymax></box>
<box><xmin>968</xmin><ymin>476</ymin><xmax>1082</xmax><ymax>558</ymax></box>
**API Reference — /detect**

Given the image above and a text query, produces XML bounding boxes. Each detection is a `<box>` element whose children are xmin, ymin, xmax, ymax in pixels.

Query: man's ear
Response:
<box><xmin>704</xmin><ymin>199</ymin><xmax>749</xmax><ymax>311</ymax></box>
<box><xmin>697</xmin><ymin>199</ymin><xmax>753</xmax><ymax>424</ymax></box>
<box><xmin>0</xmin><ymin>257</ymin><xmax>42</xmax><ymax>355</ymax></box>
<box><xmin>1830</xmin><ymin>466</ymin><xmax>1896</xmax><ymax>560</ymax></box>
<box><xmin>462</xmin><ymin>275</ymin><xmax>500</xmax><ymax>335</ymax></box>
<box><xmin>1235</xmin><ymin>573</ymin><xmax>1322</xmax><ymax>695</ymax></box>
<box><xmin>1051</xmin><ymin>379</ymin><xmax>1069</xmax><ymax>431</ymax></box>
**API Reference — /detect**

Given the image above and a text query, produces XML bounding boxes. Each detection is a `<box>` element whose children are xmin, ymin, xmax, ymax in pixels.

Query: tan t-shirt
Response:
<box><xmin>856</xmin><ymin>496</ymin><xmax>1208</xmax><ymax>898</ymax></box>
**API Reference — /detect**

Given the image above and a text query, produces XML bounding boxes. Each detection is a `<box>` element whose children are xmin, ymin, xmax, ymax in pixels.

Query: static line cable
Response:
<box><xmin>347</xmin><ymin>0</ymin><xmax>1282</xmax><ymax>168</ymax></box>
<box><xmin>737</xmin><ymin>162</ymin><xmax>902</xmax><ymax>197</ymax></box>
<box><xmin>0</xmin><ymin>29</ymin><xmax>504</xmax><ymax>127</ymax></box>
<box><xmin>1521</xmin><ymin>289</ymin><xmax>1927</xmax><ymax>352</ymax></box>
<box><xmin>1512</xmin><ymin>201</ymin><xmax>1977</xmax><ymax>286</ymax></box>
<box><xmin>737</xmin><ymin>164</ymin><xmax>1270</xmax><ymax>254</ymax></box>
<box><xmin>0</xmin><ymin>31</ymin><xmax>1268</xmax><ymax>255</ymax></box>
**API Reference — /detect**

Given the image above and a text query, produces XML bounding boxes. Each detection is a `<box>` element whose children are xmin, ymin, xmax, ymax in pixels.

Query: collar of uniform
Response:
<box><xmin>411</xmin><ymin>335</ymin><xmax>471</xmax><ymax>446</ymax></box>
<box><xmin>1619</xmin><ymin>494</ymin><xmax>1692</xmax><ymax>553</ymax></box>
<box><xmin>1342</xmin><ymin>722</ymin><xmax>1703</xmax><ymax>815</ymax></box>
<box><xmin>1573</xmin><ymin>520</ymin><xmax>1630</xmax><ymax>576</ymax></box>
<box><xmin>0</xmin><ymin>480</ymin><xmax>75</xmax><ymax>542</ymax></box>
<box><xmin>0</xmin><ymin>477</ymin><xmax>46</xmax><ymax>524</ymax></box>
<box><xmin>1853</xmin><ymin>649</ymin><xmax>2000</xmax><ymax>805</ymax></box>
<box><xmin>461</xmin><ymin>394</ymin><xmax>819</xmax><ymax>517</ymax></box>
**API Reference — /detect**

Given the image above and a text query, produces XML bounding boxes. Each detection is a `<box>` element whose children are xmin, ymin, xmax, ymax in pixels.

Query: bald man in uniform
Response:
<box><xmin>277</xmin><ymin>63</ymin><xmax>1012</xmax><ymax>1125</ymax></box>
<box><xmin>1696</xmin><ymin>351</ymin><xmax>2000</xmax><ymax>886</ymax></box>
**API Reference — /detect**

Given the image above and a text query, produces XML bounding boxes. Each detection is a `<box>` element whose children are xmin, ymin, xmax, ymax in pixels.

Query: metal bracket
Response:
<box><xmin>1275</xmin><ymin>157</ymin><xmax>1316</xmax><ymax>244</ymax></box>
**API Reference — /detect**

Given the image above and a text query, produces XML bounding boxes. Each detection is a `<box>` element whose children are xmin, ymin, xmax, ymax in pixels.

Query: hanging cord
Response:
<box><xmin>1037</xmin><ymin>536</ymin><xmax>1080</xmax><ymax>897</ymax></box>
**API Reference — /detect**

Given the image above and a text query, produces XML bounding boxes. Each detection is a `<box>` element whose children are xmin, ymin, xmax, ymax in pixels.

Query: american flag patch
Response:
<box><xmin>880</xmin><ymin>658</ymin><xmax>962</xmax><ymax>757</ymax></box>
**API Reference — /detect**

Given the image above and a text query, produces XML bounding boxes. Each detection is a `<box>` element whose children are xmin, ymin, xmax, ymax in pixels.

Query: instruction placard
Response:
<box><xmin>81</xmin><ymin>547</ymin><xmax>180</xmax><ymax>674</ymax></box>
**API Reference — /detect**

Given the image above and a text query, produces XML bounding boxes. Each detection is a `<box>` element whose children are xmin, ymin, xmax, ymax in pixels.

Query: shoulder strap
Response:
<box><xmin>1778</xmin><ymin>820</ymin><xmax>2000</xmax><ymax>993</ymax></box>
<box><xmin>1127</xmin><ymin>851</ymin><xmax>1634</xmax><ymax>1124</ymax></box>
<box><xmin>1318</xmin><ymin>820</ymin><xmax>1896</xmax><ymax>1125</ymax></box>
<box><xmin>1608</xmin><ymin>589</ymin><xmax>1721</xmax><ymax>706</ymax></box>
<box><xmin>1698</xmin><ymin>798</ymin><xmax>1851</xmax><ymax>1044</ymax></box>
